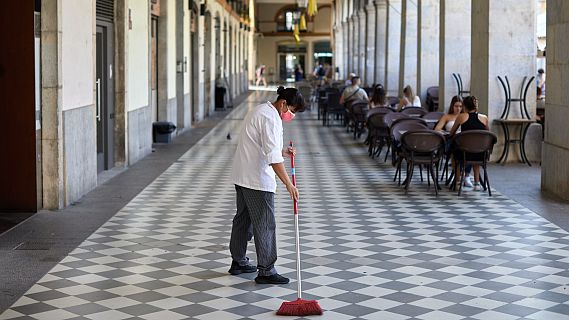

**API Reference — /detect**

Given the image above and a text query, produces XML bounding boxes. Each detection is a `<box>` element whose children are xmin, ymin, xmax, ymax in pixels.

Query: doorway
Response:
<box><xmin>0</xmin><ymin>1</ymin><xmax>37</xmax><ymax>212</ymax></box>
<box><xmin>278</xmin><ymin>53</ymin><xmax>306</xmax><ymax>83</ymax></box>
<box><xmin>96</xmin><ymin>23</ymin><xmax>115</xmax><ymax>173</ymax></box>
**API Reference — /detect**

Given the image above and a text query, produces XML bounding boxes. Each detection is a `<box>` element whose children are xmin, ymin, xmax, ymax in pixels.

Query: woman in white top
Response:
<box><xmin>397</xmin><ymin>85</ymin><xmax>421</xmax><ymax>111</ymax></box>
<box><xmin>435</xmin><ymin>96</ymin><xmax>463</xmax><ymax>132</ymax></box>
<box><xmin>435</xmin><ymin>96</ymin><xmax>472</xmax><ymax>187</ymax></box>
<box><xmin>229</xmin><ymin>86</ymin><xmax>304</xmax><ymax>285</ymax></box>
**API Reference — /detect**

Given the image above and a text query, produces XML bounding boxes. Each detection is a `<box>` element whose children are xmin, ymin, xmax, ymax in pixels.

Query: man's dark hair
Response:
<box><xmin>277</xmin><ymin>86</ymin><xmax>306</xmax><ymax>113</ymax></box>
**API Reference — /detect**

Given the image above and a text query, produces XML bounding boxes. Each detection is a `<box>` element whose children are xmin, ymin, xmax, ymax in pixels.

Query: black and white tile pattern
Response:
<box><xmin>2</xmin><ymin>91</ymin><xmax>569</xmax><ymax>320</ymax></box>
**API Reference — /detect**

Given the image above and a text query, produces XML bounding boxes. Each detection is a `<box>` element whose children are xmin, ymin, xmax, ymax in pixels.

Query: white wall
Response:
<box><xmin>313</xmin><ymin>7</ymin><xmax>332</xmax><ymax>32</ymax></box>
<box><xmin>417</xmin><ymin>0</ymin><xmax>439</xmax><ymax>102</ymax></box>
<box><xmin>61</xmin><ymin>0</ymin><xmax>94</xmax><ymax>110</ymax></box>
<box><xmin>386</xmin><ymin>0</ymin><xmax>402</xmax><ymax>96</ymax></box>
<box><xmin>439</xmin><ymin>0</ymin><xmax>471</xmax><ymax>112</ymax></box>
<box><xmin>127</xmin><ymin>0</ymin><xmax>150</xmax><ymax>111</ymax></box>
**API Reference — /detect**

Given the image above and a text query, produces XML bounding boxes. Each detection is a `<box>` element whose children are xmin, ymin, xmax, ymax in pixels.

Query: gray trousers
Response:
<box><xmin>230</xmin><ymin>185</ymin><xmax>277</xmax><ymax>276</ymax></box>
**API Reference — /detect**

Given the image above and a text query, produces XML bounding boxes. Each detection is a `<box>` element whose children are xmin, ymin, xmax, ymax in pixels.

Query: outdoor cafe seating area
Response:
<box><xmin>298</xmin><ymin>81</ymin><xmax>499</xmax><ymax>197</ymax></box>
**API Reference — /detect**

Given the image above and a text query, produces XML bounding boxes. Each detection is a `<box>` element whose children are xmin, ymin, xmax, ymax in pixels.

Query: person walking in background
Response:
<box><xmin>537</xmin><ymin>68</ymin><xmax>546</xmax><ymax>97</ymax></box>
<box><xmin>313</xmin><ymin>63</ymin><xmax>325</xmax><ymax>85</ymax></box>
<box><xmin>294</xmin><ymin>64</ymin><xmax>304</xmax><ymax>82</ymax></box>
<box><xmin>256</xmin><ymin>64</ymin><xmax>267</xmax><ymax>86</ymax></box>
<box><xmin>229</xmin><ymin>86</ymin><xmax>305</xmax><ymax>285</ymax></box>
<box><xmin>324</xmin><ymin>63</ymin><xmax>333</xmax><ymax>83</ymax></box>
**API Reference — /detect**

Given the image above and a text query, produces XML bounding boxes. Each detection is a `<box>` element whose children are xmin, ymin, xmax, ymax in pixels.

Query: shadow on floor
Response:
<box><xmin>0</xmin><ymin>212</ymin><xmax>35</xmax><ymax>235</ymax></box>
<box><xmin>489</xmin><ymin>162</ymin><xmax>569</xmax><ymax>232</ymax></box>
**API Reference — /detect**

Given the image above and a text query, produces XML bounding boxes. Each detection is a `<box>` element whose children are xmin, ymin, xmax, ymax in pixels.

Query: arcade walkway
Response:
<box><xmin>2</xmin><ymin>91</ymin><xmax>569</xmax><ymax>320</ymax></box>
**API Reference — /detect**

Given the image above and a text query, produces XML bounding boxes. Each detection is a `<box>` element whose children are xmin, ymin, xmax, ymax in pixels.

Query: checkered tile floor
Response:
<box><xmin>2</xmin><ymin>91</ymin><xmax>569</xmax><ymax>320</ymax></box>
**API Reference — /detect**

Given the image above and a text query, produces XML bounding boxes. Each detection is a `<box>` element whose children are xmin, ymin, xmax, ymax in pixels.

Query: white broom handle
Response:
<box><xmin>294</xmin><ymin>210</ymin><xmax>302</xmax><ymax>299</ymax></box>
<box><xmin>290</xmin><ymin>141</ymin><xmax>302</xmax><ymax>299</ymax></box>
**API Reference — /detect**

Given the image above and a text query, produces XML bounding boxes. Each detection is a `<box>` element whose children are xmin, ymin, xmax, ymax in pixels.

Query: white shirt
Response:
<box><xmin>231</xmin><ymin>102</ymin><xmax>284</xmax><ymax>193</ymax></box>
<box><xmin>411</xmin><ymin>96</ymin><xmax>421</xmax><ymax>107</ymax></box>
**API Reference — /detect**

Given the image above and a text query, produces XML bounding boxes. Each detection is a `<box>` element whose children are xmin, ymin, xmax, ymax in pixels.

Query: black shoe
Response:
<box><xmin>228</xmin><ymin>261</ymin><xmax>257</xmax><ymax>275</ymax></box>
<box><xmin>255</xmin><ymin>273</ymin><xmax>290</xmax><ymax>284</ymax></box>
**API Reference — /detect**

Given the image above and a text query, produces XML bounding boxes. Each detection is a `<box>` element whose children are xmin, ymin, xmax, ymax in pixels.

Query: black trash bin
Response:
<box><xmin>153</xmin><ymin>121</ymin><xmax>177</xmax><ymax>143</ymax></box>
<box><xmin>215</xmin><ymin>86</ymin><xmax>226</xmax><ymax>110</ymax></box>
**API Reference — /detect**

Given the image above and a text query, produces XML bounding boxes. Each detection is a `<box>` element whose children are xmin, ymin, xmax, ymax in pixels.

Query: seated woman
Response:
<box><xmin>369</xmin><ymin>84</ymin><xmax>388</xmax><ymax>108</ymax></box>
<box><xmin>436</xmin><ymin>96</ymin><xmax>474</xmax><ymax>187</ymax></box>
<box><xmin>449</xmin><ymin>96</ymin><xmax>489</xmax><ymax>191</ymax></box>
<box><xmin>435</xmin><ymin>95</ymin><xmax>463</xmax><ymax>132</ymax></box>
<box><xmin>397</xmin><ymin>85</ymin><xmax>421</xmax><ymax>111</ymax></box>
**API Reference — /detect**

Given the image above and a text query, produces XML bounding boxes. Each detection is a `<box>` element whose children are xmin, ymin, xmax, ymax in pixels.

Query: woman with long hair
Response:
<box><xmin>449</xmin><ymin>96</ymin><xmax>489</xmax><ymax>191</ymax></box>
<box><xmin>435</xmin><ymin>96</ymin><xmax>463</xmax><ymax>132</ymax></box>
<box><xmin>397</xmin><ymin>85</ymin><xmax>421</xmax><ymax>111</ymax></box>
<box><xmin>369</xmin><ymin>84</ymin><xmax>388</xmax><ymax>108</ymax></box>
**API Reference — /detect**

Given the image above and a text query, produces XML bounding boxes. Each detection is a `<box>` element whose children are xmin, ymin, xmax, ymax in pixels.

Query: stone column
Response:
<box><xmin>307</xmin><ymin>41</ymin><xmax>314</xmax><ymax>80</ymax></box>
<box><xmin>470</xmin><ymin>0</ymin><xmax>536</xmax><ymax>161</ymax></box>
<box><xmin>351</xmin><ymin>16</ymin><xmax>358</xmax><ymax>75</ymax></box>
<box><xmin>344</xmin><ymin>20</ymin><xmax>351</xmax><ymax>74</ymax></box>
<box><xmin>364</xmin><ymin>4</ymin><xmax>376</xmax><ymax>86</ymax></box>
<box><xmin>399</xmin><ymin>0</ymin><xmax>418</xmax><ymax>96</ymax></box>
<box><xmin>358</xmin><ymin>9</ymin><xmax>367</xmax><ymax>83</ymax></box>
<box><xmin>385</xmin><ymin>0</ymin><xmax>402</xmax><ymax>96</ymax></box>
<box><xmin>334</xmin><ymin>25</ymin><xmax>344</xmax><ymax>80</ymax></box>
<box><xmin>439</xmin><ymin>0</ymin><xmax>470</xmax><ymax>112</ymax></box>
<box><xmin>158</xmin><ymin>0</ymin><xmax>176</xmax><ymax>122</ymax></box>
<box><xmin>41</xmin><ymin>0</ymin><xmax>64</xmax><ymax>209</ymax></box>
<box><xmin>542</xmin><ymin>1</ymin><xmax>569</xmax><ymax>200</ymax></box>
<box><xmin>175</xmin><ymin>0</ymin><xmax>188</xmax><ymax>132</ymax></box>
<box><xmin>114</xmin><ymin>0</ymin><xmax>127</xmax><ymax>167</ymax></box>
<box><xmin>417</xmin><ymin>0</ymin><xmax>439</xmax><ymax>105</ymax></box>
<box><xmin>374</xmin><ymin>1</ymin><xmax>387</xmax><ymax>86</ymax></box>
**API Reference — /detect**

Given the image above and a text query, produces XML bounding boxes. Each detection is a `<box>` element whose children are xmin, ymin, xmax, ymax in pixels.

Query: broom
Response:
<box><xmin>277</xmin><ymin>141</ymin><xmax>323</xmax><ymax>316</ymax></box>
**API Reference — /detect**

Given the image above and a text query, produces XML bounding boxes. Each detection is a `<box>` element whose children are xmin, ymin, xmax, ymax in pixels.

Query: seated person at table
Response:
<box><xmin>435</xmin><ymin>96</ymin><xmax>473</xmax><ymax>187</ymax></box>
<box><xmin>397</xmin><ymin>85</ymin><xmax>421</xmax><ymax>111</ymax></box>
<box><xmin>449</xmin><ymin>96</ymin><xmax>489</xmax><ymax>191</ymax></box>
<box><xmin>435</xmin><ymin>96</ymin><xmax>463</xmax><ymax>132</ymax></box>
<box><xmin>340</xmin><ymin>76</ymin><xmax>369</xmax><ymax>105</ymax></box>
<box><xmin>369</xmin><ymin>84</ymin><xmax>388</xmax><ymax>108</ymax></box>
<box><xmin>345</xmin><ymin>72</ymin><xmax>356</xmax><ymax>86</ymax></box>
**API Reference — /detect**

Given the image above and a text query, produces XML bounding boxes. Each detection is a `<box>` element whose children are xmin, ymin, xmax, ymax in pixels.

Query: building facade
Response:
<box><xmin>1</xmin><ymin>0</ymin><xmax>256</xmax><ymax>211</ymax></box>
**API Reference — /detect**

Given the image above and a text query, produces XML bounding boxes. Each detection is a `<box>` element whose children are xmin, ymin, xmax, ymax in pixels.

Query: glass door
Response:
<box><xmin>279</xmin><ymin>53</ymin><xmax>305</xmax><ymax>83</ymax></box>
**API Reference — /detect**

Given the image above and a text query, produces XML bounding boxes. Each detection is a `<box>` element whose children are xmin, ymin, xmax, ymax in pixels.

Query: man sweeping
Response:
<box><xmin>229</xmin><ymin>86</ymin><xmax>305</xmax><ymax>285</ymax></box>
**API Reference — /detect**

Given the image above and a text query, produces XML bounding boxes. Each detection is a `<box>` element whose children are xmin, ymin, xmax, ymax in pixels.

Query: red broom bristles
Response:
<box><xmin>277</xmin><ymin>298</ymin><xmax>323</xmax><ymax>316</ymax></box>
